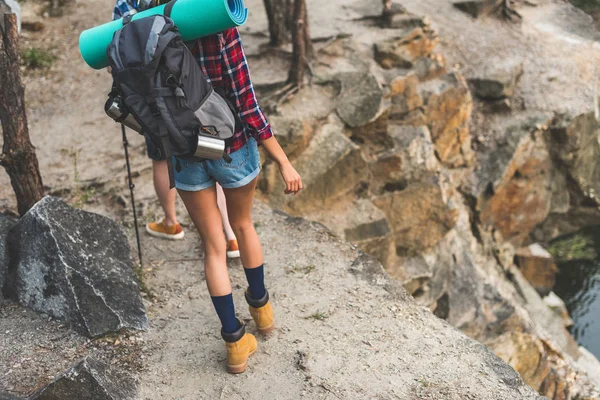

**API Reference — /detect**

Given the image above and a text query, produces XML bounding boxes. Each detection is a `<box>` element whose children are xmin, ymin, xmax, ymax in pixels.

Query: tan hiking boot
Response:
<box><xmin>222</xmin><ymin>321</ymin><xmax>257</xmax><ymax>374</ymax></box>
<box><xmin>145</xmin><ymin>219</ymin><xmax>184</xmax><ymax>240</ymax></box>
<box><xmin>246</xmin><ymin>290</ymin><xmax>275</xmax><ymax>335</ymax></box>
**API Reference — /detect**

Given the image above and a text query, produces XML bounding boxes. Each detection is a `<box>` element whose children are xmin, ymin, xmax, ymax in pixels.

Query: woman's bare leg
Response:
<box><xmin>223</xmin><ymin>178</ymin><xmax>263</xmax><ymax>270</ymax></box>
<box><xmin>177</xmin><ymin>186</ymin><xmax>231</xmax><ymax>296</ymax></box>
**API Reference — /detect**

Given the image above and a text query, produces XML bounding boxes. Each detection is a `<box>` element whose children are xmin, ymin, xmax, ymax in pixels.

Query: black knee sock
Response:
<box><xmin>244</xmin><ymin>264</ymin><xmax>266</xmax><ymax>300</ymax></box>
<box><xmin>210</xmin><ymin>293</ymin><xmax>238</xmax><ymax>334</ymax></box>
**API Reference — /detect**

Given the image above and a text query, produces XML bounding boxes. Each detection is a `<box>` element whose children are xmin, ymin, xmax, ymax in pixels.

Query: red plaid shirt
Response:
<box><xmin>188</xmin><ymin>28</ymin><xmax>273</xmax><ymax>153</ymax></box>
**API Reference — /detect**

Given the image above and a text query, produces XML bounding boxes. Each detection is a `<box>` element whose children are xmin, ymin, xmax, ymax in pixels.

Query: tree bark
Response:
<box><xmin>382</xmin><ymin>0</ymin><xmax>394</xmax><ymax>27</ymax></box>
<box><xmin>288</xmin><ymin>0</ymin><xmax>310</xmax><ymax>87</ymax></box>
<box><xmin>263</xmin><ymin>0</ymin><xmax>293</xmax><ymax>47</ymax></box>
<box><xmin>0</xmin><ymin>14</ymin><xmax>44</xmax><ymax>216</ymax></box>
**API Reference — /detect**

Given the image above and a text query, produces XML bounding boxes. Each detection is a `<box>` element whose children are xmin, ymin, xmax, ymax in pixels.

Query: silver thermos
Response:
<box><xmin>105</xmin><ymin>96</ymin><xmax>143</xmax><ymax>133</ymax></box>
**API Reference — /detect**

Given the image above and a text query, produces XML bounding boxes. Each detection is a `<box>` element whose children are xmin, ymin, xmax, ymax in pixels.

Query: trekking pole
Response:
<box><xmin>121</xmin><ymin>123</ymin><xmax>143</xmax><ymax>267</ymax></box>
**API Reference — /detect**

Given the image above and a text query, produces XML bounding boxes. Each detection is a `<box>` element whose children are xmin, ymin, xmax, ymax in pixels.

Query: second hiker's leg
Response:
<box><xmin>152</xmin><ymin>159</ymin><xmax>178</xmax><ymax>227</ymax></box>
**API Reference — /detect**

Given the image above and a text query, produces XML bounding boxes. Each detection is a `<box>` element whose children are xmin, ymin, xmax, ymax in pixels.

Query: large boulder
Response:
<box><xmin>261</xmin><ymin>119</ymin><xmax>369</xmax><ymax>214</ymax></box>
<box><xmin>478</xmin><ymin>121</ymin><xmax>553</xmax><ymax>245</ymax></box>
<box><xmin>335</xmin><ymin>72</ymin><xmax>386</xmax><ymax>128</ymax></box>
<box><xmin>469</xmin><ymin>63</ymin><xmax>523</xmax><ymax>100</ymax></box>
<box><xmin>370</xmin><ymin>124</ymin><xmax>440</xmax><ymax>194</ymax></box>
<box><xmin>3</xmin><ymin>196</ymin><xmax>148</xmax><ymax>338</ymax></box>
<box><xmin>269</xmin><ymin>116</ymin><xmax>314</xmax><ymax>159</ymax></box>
<box><xmin>421</xmin><ymin>73</ymin><xmax>475</xmax><ymax>168</ymax></box>
<box><xmin>307</xmin><ymin>199</ymin><xmax>396</xmax><ymax>268</ymax></box>
<box><xmin>373</xmin><ymin>179</ymin><xmax>458</xmax><ymax>257</ymax></box>
<box><xmin>548</xmin><ymin>112</ymin><xmax>600</xmax><ymax>208</ymax></box>
<box><xmin>531</xmin><ymin>112</ymin><xmax>600</xmax><ymax>242</ymax></box>
<box><xmin>515</xmin><ymin>244</ymin><xmax>558</xmax><ymax>297</ymax></box>
<box><xmin>453</xmin><ymin>0</ymin><xmax>503</xmax><ymax>18</ymax></box>
<box><xmin>29</xmin><ymin>357</ymin><xmax>137</xmax><ymax>400</ymax></box>
<box><xmin>387</xmin><ymin>73</ymin><xmax>424</xmax><ymax>120</ymax></box>
<box><xmin>0</xmin><ymin>213</ymin><xmax>16</xmax><ymax>298</ymax></box>
<box><xmin>374</xmin><ymin>27</ymin><xmax>438</xmax><ymax>69</ymax></box>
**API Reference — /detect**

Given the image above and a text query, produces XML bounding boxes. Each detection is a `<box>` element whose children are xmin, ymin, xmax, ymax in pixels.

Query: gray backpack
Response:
<box><xmin>106</xmin><ymin>12</ymin><xmax>239</xmax><ymax>186</ymax></box>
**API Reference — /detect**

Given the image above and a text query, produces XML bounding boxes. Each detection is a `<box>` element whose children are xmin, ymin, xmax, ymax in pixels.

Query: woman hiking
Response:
<box><xmin>112</xmin><ymin>0</ymin><xmax>303</xmax><ymax>373</ymax></box>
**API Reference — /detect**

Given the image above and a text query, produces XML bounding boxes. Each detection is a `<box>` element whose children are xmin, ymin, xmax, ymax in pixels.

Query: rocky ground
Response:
<box><xmin>1</xmin><ymin>0</ymin><xmax>600</xmax><ymax>398</ymax></box>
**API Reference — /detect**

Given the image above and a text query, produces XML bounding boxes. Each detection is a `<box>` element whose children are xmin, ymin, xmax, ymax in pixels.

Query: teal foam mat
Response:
<box><xmin>79</xmin><ymin>0</ymin><xmax>248</xmax><ymax>69</ymax></box>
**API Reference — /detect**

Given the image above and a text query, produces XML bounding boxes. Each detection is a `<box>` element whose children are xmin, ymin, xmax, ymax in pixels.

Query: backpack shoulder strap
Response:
<box><xmin>163</xmin><ymin>0</ymin><xmax>176</xmax><ymax>18</ymax></box>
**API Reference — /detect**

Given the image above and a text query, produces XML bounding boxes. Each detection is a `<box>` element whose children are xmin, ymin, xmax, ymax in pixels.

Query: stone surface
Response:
<box><xmin>29</xmin><ymin>357</ymin><xmax>137</xmax><ymax>400</ymax></box>
<box><xmin>269</xmin><ymin>116</ymin><xmax>314</xmax><ymax>159</ymax></box>
<box><xmin>336</xmin><ymin>72</ymin><xmax>386</xmax><ymax>128</ymax></box>
<box><xmin>413</xmin><ymin>54</ymin><xmax>448</xmax><ymax>82</ymax></box>
<box><xmin>373</xmin><ymin>180</ymin><xmax>458</xmax><ymax>256</ymax></box>
<box><xmin>421</xmin><ymin>73</ymin><xmax>474</xmax><ymax>167</ymax></box>
<box><xmin>261</xmin><ymin>119</ymin><xmax>368</xmax><ymax>214</ymax></box>
<box><xmin>479</xmin><ymin>124</ymin><xmax>552</xmax><ymax>245</ymax></box>
<box><xmin>0</xmin><ymin>0</ymin><xmax>21</xmax><ymax>33</ymax></box>
<box><xmin>453</xmin><ymin>0</ymin><xmax>502</xmax><ymax>18</ymax></box>
<box><xmin>515</xmin><ymin>244</ymin><xmax>558</xmax><ymax>297</ymax></box>
<box><xmin>0</xmin><ymin>214</ymin><xmax>16</xmax><ymax>298</ymax></box>
<box><xmin>548</xmin><ymin>112</ymin><xmax>600</xmax><ymax>208</ymax></box>
<box><xmin>374</xmin><ymin>27</ymin><xmax>438</xmax><ymax>69</ymax></box>
<box><xmin>388</xmin><ymin>73</ymin><xmax>424</xmax><ymax>119</ymax></box>
<box><xmin>370</xmin><ymin>124</ymin><xmax>440</xmax><ymax>194</ymax></box>
<box><xmin>544</xmin><ymin>292</ymin><xmax>574</xmax><ymax>328</ymax></box>
<box><xmin>0</xmin><ymin>393</ymin><xmax>23</xmax><ymax>400</ymax></box>
<box><xmin>3</xmin><ymin>196</ymin><xmax>148</xmax><ymax>338</ymax></box>
<box><xmin>469</xmin><ymin>63</ymin><xmax>524</xmax><ymax>100</ymax></box>
<box><xmin>308</xmin><ymin>199</ymin><xmax>396</xmax><ymax>268</ymax></box>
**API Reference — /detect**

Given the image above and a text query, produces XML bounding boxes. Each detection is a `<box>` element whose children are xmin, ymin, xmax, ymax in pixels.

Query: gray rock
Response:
<box><xmin>549</xmin><ymin>112</ymin><xmax>600</xmax><ymax>207</ymax></box>
<box><xmin>3</xmin><ymin>196</ymin><xmax>148</xmax><ymax>338</ymax></box>
<box><xmin>468</xmin><ymin>63</ymin><xmax>523</xmax><ymax>100</ymax></box>
<box><xmin>336</xmin><ymin>72</ymin><xmax>385</xmax><ymax>128</ymax></box>
<box><xmin>0</xmin><ymin>393</ymin><xmax>24</xmax><ymax>400</ymax></box>
<box><xmin>0</xmin><ymin>213</ymin><xmax>16</xmax><ymax>298</ymax></box>
<box><xmin>30</xmin><ymin>357</ymin><xmax>137</xmax><ymax>400</ymax></box>
<box><xmin>374</xmin><ymin>28</ymin><xmax>438</xmax><ymax>70</ymax></box>
<box><xmin>0</xmin><ymin>0</ymin><xmax>21</xmax><ymax>33</ymax></box>
<box><xmin>453</xmin><ymin>0</ymin><xmax>502</xmax><ymax>18</ymax></box>
<box><xmin>269</xmin><ymin>116</ymin><xmax>313</xmax><ymax>158</ymax></box>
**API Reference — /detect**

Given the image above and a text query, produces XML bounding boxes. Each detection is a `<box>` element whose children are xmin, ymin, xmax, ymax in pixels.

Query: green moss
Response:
<box><xmin>21</xmin><ymin>48</ymin><xmax>56</xmax><ymax>69</ymax></box>
<box><xmin>548</xmin><ymin>234</ymin><xmax>597</xmax><ymax>262</ymax></box>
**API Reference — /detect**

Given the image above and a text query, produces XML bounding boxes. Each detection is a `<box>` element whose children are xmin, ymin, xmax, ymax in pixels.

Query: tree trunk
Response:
<box><xmin>263</xmin><ymin>0</ymin><xmax>293</xmax><ymax>47</ymax></box>
<box><xmin>382</xmin><ymin>0</ymin><xmax>394</xmax><ymax>27</ymax></box>
<box><xmin>288</xmin><ymin>0</ymin><xmax>310</xmax><ymax>87</ymax></box>
<box><xmin>0</xmin><ymin>14</ymin><xmax>44</xmax><ymax>216</ymax></box>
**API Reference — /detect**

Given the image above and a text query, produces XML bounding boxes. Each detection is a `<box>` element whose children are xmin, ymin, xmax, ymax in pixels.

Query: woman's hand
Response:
<box><xmin>278</xmin><ymin>161</ymin><xmax>302</xmax><ymax>195</ymax></box>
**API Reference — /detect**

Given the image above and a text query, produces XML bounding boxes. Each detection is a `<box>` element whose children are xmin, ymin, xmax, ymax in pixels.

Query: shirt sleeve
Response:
<box><xmin>113</xmin><ymin>0</ymin><xmax>136</xmax><ymax>21</ymax></box>
<box><xmin>220</xmin><ymin>28</ymin><xmax>273</xmax><ymax>142</ymax></box>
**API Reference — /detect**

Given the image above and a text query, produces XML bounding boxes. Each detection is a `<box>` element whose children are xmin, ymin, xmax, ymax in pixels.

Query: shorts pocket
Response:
<box><xmin>174</xmin><ymin>157</ymin><xmax>190</xmax><ymax>171</ymax></box>
<box><xmin>220</xmin><ymin>143</ymin><xmax>250</xmax><ymax>170</ymax></box>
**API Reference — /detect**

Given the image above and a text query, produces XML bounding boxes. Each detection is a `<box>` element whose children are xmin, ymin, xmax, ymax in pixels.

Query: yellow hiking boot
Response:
<box><xmin>222</xmin><ymin>321</ymin><xmax>257</xmax><ymax>374</ymax></box>
<box><xmin>246</xmin><ymin>290</ymin><xmax>275</xmax><ymax>335</ymax></box>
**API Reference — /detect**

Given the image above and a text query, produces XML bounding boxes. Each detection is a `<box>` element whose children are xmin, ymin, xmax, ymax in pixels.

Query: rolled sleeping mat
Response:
<box><xmin>79</xmin><ymin>0</ymin><xmax>248</xmax><ymax>69</ymax></box>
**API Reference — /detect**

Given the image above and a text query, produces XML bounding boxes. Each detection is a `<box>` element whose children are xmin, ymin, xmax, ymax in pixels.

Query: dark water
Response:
<box><xmin>550</xmin><ymin>227</ymin><xmax>600</xmax><ymax>358</ymax></box>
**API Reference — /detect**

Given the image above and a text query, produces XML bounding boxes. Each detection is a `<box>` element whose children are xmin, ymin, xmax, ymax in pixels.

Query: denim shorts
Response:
<box><xmin>174</xmin><ymin>138</ymin><xmax>261</xmax><ymax>191</ymax></box>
